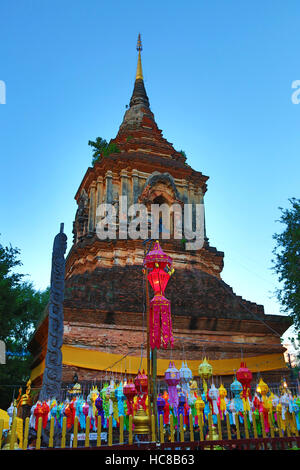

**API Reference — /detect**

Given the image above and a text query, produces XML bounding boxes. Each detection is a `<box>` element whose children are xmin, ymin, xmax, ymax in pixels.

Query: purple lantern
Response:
<box><xmin>157</xmin><ymin>394</ymin><xmax>166</xmax><ymax>426</ymax></box>
<box><xmin>95</xmin><ymin>395</ymin><xmax>104</xmax><ymax>423</ymax></box>
<box><xmin>164</xmin><ymin>361</ymin><xmax>180</xmax><ymax>409</ymax></box>
<box><xmin>177</xmin><ymin>390</ymin><xmax>186</xmax><ymax>421</ymax></box>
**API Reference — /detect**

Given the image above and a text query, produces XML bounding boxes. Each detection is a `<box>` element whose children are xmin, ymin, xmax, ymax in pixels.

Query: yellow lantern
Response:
<box><xmin>257</xmin><ymin>378</ymin><xmax>269</xmax><ymax>401</ymax></box>
<box><xmin>218</xmin><ymin>384</ymin><xmax>227</xmax><ymax>417</ymax></box>
<box><xmin>198</xmin><ymin>357</ymin><xmax>213</xmax><ymax>394</ymax></box>
<box><xmin>195</xmin><ymin>395</ymin><xmax>205</xmax><ymax>414</ymax></box>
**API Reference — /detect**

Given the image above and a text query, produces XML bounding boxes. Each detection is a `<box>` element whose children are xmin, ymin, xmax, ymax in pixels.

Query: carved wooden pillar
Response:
<box><xmin>39</xmin><ymin>224</ymin><xmax>67</xmax><ymax>401</ymax></box>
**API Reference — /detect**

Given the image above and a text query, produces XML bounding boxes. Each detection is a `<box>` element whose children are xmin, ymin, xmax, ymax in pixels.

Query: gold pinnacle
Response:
<box><xmin>136</xmin><ymin>33</ymin><xmax>143</xmax><ymax>80</ymax></box>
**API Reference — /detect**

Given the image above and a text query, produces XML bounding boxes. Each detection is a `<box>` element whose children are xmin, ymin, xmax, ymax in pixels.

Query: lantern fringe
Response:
<box><xmin>149</xmin><ymin>296</ymin><xmax>174</xmax><ymax>350</ymax></box>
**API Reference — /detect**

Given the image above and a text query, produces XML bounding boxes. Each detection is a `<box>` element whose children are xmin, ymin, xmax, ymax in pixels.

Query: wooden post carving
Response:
<box><xmin>39</xmin><ymin>223</ymin><xmax>67</xmax><ymax>401</ymax></box>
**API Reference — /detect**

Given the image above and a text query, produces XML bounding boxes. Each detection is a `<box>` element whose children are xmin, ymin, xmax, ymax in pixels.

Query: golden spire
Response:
<box><xmin>135</xmin><ymin>33</ymin><xmax>143</xmax><ymax>80</ymax></box>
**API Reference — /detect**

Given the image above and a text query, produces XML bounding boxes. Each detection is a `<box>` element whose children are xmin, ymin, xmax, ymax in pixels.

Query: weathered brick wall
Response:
<box><xmin>62</xmin><ymin>320</ymin><xmax>285</xmax><ymax>359</ymax></box>
<box><xmin>64</xmin><ymin>265</ymin><xmax>268</xmax><ymax>321</ymax></box>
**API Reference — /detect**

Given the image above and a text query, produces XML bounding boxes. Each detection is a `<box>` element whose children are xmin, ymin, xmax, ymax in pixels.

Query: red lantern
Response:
<box><xmin>143</xmin><ymin>241</ymin><xmax>174</xmax><ymax>350</ymax></box>
<box><xmin>236</xmin><ymin>362</ymin><xmax>253</xmax><ymax>399</ymax></box>
<box><xmin>134</xmin><ymin>369</ymin><xmax>148</xmax><ymax>394</ymax></box>
<box><xmin>134</xmin><ymin>370</ymin><xmax>148</xmax><ymax>411</ymax></box>
<box><xmin>123</xmin><ymin>379</ymin><xmax>137</xmax><ymax>416</ymax></box>
<box><xmin>147</xmin><ymin>267</ymin><xmax>170</xmax><ymax>295</ymax></box>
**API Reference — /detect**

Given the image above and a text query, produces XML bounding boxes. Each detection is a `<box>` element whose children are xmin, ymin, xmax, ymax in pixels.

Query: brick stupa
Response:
<box><xmin>29</xmin><ymin>36</ymin><xmax>291</xmax><ymax>387</ymax></box>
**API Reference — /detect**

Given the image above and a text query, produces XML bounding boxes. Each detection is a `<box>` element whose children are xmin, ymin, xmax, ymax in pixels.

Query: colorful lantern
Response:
<box><xmin>100</xmin><ymin>383</ymin><xmax>109</xmax><ymax>424</ymax></box>
<box><xmin>279</xmin><ymin>392</ymin><xmax>290</xmax><ymax>421</ymax></box>
<box><xmin>134</xmin><ymin>370</ymin><xmax>148</xmax><ymax>411</ymax></box>
<box><xmin>108</xmin><ymin>384</ymin><xmax>119</xmax><ymax>424</ymax></box>
<box><xmin>143</xmin><ymin>241</ymin><xmax>174</xmax><ymax>349</ymax></box>
<box><xmin>190</xmin><ymin>380</ymin><xmax>198</xmax><ymax>397</ymax></box>
<box><xmin>257</xmin><ymin>377</ymin><xmax>269</xmax><ymax>397</ymax></box>
<box><xmin>279</xmin><ymin>377</ymin><xmax>290</xmax><ymax>395</ymax></box>
<box><xmin>33</xmin><ymin>401</ymin><xmax>43</xmax><ymax>431</ymax></box>
<box><xmin>230</xmin><ymin>378</ymin><xmax>243</xmax><ymax>396</ymax></box>
<box><xmin>230</xmin><ymin>378</ymin><xmax>244</xmax><ymax>416</ymax></box>
<box><xmin>157</xmin><ymin>394</ymin><xmax>166</xmax><ymax>425</ymax></box>
<box><xmin>292</xmin><ymin>398</ymin><xmax>300</xmax><ymax>431</ymax></box>
<box><xmin>95</xmin><ymin>395</ymin><xmax>104</xmax><ymax>423</ymax></box>
<box><xmin>134</xmin><ymin>369</ymin><xmax>148</xmax><ymax>394</ymax></box>
<box><xmin>236</xmin><ymin>362</ymin><xmax>252</xmax><ymax>399</ymax></box>
<box><xmin>164</xmin><ymin>361</ymin><xmax>180</xmax><ymax>409</ymax></box>
<box><xmin>179</xmin><ymin>361</ymin><xmax>193</xmax><ymax>398</ymax></box>
<box><xmin>271</xmin><ymin>393</ymin><xmax>279</xmax><ymax>411</ymax></box>
<box><xmin>177</xmin><ymin>390</ymin><xmax>186</xmax><ymax>422</ymax></box>
<box><xmin>163</xmin><ymin>396</ymin><xmax>170</xmax><ymax>425</ymax></box>
<box><xmin>115</xmin><ymin>382</ymin><xmax>125</xmax><ymax>417</ymax></box>
<box><xmin>208</xmin><ymin>384</ymin><xmax>219</xmax><ymax>416</ymax></box>
<box><xmin>20</xmin><ymin>379</ymin><xmax>32</xmax><ymax>408</ymax></box>
<box><xmin>195</xmin><ymin>395</ymin><xmax>205</xmax><ymax>415</ymax></box>
<box><xmin>123</xmin><ymin>379</ymin><xmax>137</xmax><ymax>416</ymax></box>
<box><xmin>218</xmin><ymin>384</ymin><xmax>227</xmax><ymax>418</ymax></box>
<box><xmin>227</xmin><ymin>399</ymin><xmax>236</xmax><ymax>425</ymax></box>
<box><xmin>198</xmin><ymin>357</ymin><xmax>213</xmax><ymax>394</ymax></box>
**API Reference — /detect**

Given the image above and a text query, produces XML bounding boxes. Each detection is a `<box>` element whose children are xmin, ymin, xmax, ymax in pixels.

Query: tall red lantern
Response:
<box><xmin>143</xmin><ymin>241</ymin><xmax>174</xmax><ymax>350</ymax></box>
<box><xmin>236</xmin><ymin>361</ymin><xmax>253</xmax><ymax>399</ymax></box>
<box><xmin>134</xmin><ymin>369</ymin><xmax>148</xmax><ymax>411</ymax></box>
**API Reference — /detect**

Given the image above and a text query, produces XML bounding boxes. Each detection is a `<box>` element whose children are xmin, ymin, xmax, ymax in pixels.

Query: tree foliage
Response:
<box><xmin>0</xmin><ymin>241</ymin><xmax>49</xmax><ymax>409</ymax></box>
<box><xmin>88</xmin><ymin>137</ymin><xmax>120</xmax><ymax>166</ymax></box>
<box><xmin>272</xmin><ymin>198</ymin><xmax>300</xmax><ymax>331</ymax></box>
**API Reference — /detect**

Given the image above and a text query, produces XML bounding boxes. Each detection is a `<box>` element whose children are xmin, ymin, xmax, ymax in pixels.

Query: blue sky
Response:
<box><xmin>0</xmin><ymin>1</ymin><xmax>299</xmax><ymax>342</ymax></box>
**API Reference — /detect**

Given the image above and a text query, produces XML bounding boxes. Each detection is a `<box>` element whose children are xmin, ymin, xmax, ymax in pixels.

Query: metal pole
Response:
<box><xmin>145</xmin><ymin>267</ymin><xmax>152</xmax><ymax>427</ymax></box>
<box><xmin>152</xmin><ymin>347</ymin><xmax>158</xmax><ymax>437</ymax></box>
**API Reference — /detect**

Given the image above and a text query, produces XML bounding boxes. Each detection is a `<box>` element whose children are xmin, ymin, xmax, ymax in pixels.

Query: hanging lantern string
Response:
<box><xmin>100</xmin><ymin>338</ymin><xmax>281</xmax><ymax>377</ymax></box>
<box><xmin>102</xmin><ymin>343</ymin><xmax>146</xmax><ymax>375</ymax></box>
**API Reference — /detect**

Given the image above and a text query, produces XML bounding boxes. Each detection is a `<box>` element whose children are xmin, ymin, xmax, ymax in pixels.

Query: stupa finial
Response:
<box><xmin>136</xmin><ymin>33</ymin><xmax>142</xmax><ymax>52</ymax></box>
<box><xmin>136</xmin><ymin>33</ymin><xmax>143</xmax><ymax>80</ymax></box>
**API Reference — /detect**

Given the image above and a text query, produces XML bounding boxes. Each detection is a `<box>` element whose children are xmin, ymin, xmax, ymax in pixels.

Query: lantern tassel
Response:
<box><xmin>149</xmin><ymin>295</ymin><xmax>173</xmax><ymax>350</ymax></box>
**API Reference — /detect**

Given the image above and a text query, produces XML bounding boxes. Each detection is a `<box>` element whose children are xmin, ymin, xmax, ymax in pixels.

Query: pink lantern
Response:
<box><xmin>164</xmin><ymin>361</ymin><xmax>180</xmax><ymax>409</ymax></box>
<box><xmin>143</xmin><ymin>241</ymin><xmax>174</xmax><ymax>350</ymax></box>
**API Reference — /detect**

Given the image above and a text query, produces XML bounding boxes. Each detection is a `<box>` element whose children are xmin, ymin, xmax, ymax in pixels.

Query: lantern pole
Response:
<box><xmin>152</xmin><ymin>347</ymin><xmax>158</xmax><ymax>437</ymax></box>
<box><xmin>144</xmin><ymin>240</ymin><xmax>156</xmax><ymax>439</ymax></box>
<box><xmin>145</xmin><ymin>265</ymin><xmax>152</xmax><ymax>428</ymax></box>
<box><xmin>145</xmin><ymin>267</ymin><xmax>158</xmax><ymax>440</ymax></box>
